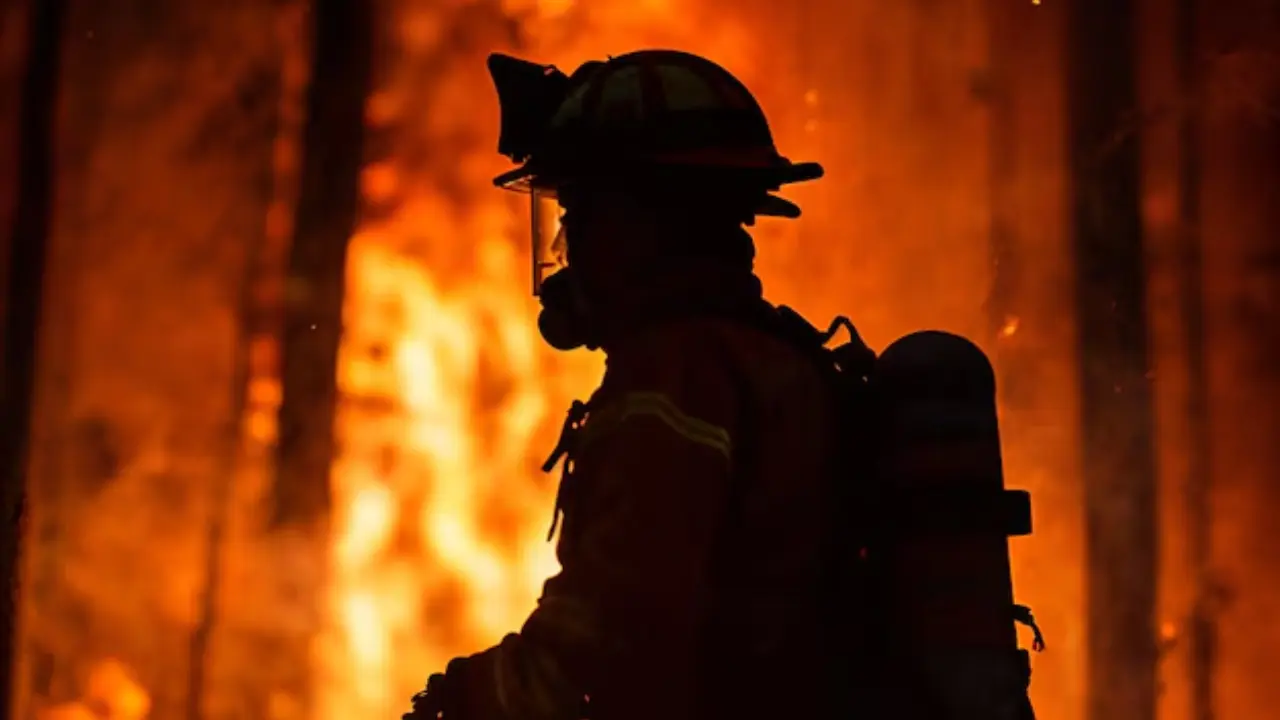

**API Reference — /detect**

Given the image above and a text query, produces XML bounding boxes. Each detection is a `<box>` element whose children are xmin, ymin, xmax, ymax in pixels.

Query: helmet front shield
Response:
<box><xmin>530</xmin><ymin>188</ymin><xmax>566</xmax><ymax>296</ymax></box>
<box><xmin>487</xmin><ymin>53</ymin><xmax>570</xmax><ymax>163</ymax></box>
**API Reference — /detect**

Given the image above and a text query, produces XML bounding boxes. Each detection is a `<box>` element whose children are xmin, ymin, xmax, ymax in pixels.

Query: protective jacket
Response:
<box><xmin>436</xmin><ymin>266</ymin><xmax>842</xmax><ymax>720</ymax></box>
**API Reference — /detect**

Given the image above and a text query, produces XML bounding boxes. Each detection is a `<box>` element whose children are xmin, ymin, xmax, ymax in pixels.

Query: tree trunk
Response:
<box><xmin>0</xmin><ymin>0</ymin><xmax>65</xmax><ymax>714</ymax></box>
<box><xmin>1066</xmin><ymin>2</ymin><xmax>1160</xmax><ymax>720</ymax></box>
<box><xmin>0</xmin><ymin>0</ymin><xmax>64</xmax><ymax>712</ymax></box>
<box><xmin>1174</xmin><ymin>1</ymin><xmax>1216</xmax><ymax>719</ymax></box>
<box><xmin>0</xmin><ymin>0</ymin><xmax>34</xmax><ymax>298</ymax></box>
<box><xmin>267</xmin><ymin>3</ymin><xmax>372</xmax><ymax>714</ymax></box>
<box><xmin>1197</xmin><ymin>2</ymin><xmax>1280</xmax><ymax>717</ymax></box>
<box><xmin>273</xmin><ymin>0</ymin><xmax>374</xmax><ymax>528</ymax></box>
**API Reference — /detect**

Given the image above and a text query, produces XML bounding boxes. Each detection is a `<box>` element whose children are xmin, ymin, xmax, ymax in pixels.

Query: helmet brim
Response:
<box><xmin>757</xmin><ymin>193</ymin><xmax>802</xmax><ymax>218</ymax></box>
<box><xmin>493</xmin><ymin>159</ymin><xmax>823</xmax><ymax>218</ymax></box>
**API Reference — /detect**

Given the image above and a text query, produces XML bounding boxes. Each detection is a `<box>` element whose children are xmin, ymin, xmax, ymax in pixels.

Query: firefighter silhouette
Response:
<box><xmin>405</xmin><ymin>49</ymin><xmax>1041</xmax><ymax>720</ymax></box>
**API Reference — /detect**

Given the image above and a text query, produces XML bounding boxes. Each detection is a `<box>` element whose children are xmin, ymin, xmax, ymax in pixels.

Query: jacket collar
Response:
<box><xmin>594</xmin><ymin>261</ymin><xmax>766</xmax><ymax>351</ymax></box>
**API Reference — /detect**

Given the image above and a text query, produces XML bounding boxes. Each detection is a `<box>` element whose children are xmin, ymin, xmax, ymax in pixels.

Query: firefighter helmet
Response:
<box><xmin>488</xmin><ymin>49</ymin><xmax>823</xmax><ymax>292</ymax></box>
<box><xmin>489</xmin><ymin>49</ymin><xmax>822</xmax><ymax>211</ymax></box>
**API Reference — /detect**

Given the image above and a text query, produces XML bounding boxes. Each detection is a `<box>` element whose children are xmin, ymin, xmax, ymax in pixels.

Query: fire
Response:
<box><xmin>322</xmin><ymin>235</ymin><xmax>566</xmax><ymax>717</ymax></box>
<box><xmin>39</xmin><ymin>660</ymin><xmax>150</xmax><ymax>720</ymax></box>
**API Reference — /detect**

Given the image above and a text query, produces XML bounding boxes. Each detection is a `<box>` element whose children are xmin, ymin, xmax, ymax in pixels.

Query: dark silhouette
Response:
<box><xmin>404</xmin><ymin>49</ymin><xmax>1039</xmax><ymax>720</ymax></box>
<box><xmin>273</xmin><ymin>0</ymin><xmax>374</xmax><ymax>527</ymax></box>
<box><xmin>1</xmin><ymin>0</ymin><xmax>67</xmax><ymax>712</ymax></box>
<box><xmin>1175</xmin><ymin>2</ymin><xmax>1216</xmax><ymax>719</ymax></box>
<box><xmin>1067</xmin><ymin>1</ymin><xmax>1161</xmax><ymax>719</ymax></box>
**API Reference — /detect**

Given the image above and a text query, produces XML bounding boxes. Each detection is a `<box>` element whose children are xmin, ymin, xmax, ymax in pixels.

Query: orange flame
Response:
<box><xmin>39</xmin><ymin>660</ymin><xmax>150</xmax><ymax>720</ymax></box>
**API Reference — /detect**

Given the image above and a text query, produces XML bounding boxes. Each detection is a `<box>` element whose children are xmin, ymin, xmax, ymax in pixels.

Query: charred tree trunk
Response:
<box><xmin>0</xmin><ymin>1</ymin><xmax>32</xmax><ymax>289</ymax></box>
<box><xmin>1197</xmin><ymin>1</ymin><xmax>1280</xmax><ymax>717</ymax></box>
<box><xmin>1175</xmin><ymin>0</ymin><xmax>1216</xmax><ymax>718</ymax></box>
<box><xmin>0</xmin><ymin>0</ymin><xmax>65</xmax><ymax>713</ymax></box>
<box><xmin>1067</xmin><ymin>2</ymin><xmax>1160</xmax><ymax>720</ymax></box>
<box><xmin>184</xmin><ymin>17</ymin><xmax>290</xmax><ymax>719</ymax></box>
<box><xmin>273</xmin><ymin>0</ymin><xmax>373</xmax><ymax>527</ymax></box>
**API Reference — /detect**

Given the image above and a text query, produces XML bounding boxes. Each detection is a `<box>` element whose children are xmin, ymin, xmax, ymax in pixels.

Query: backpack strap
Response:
<box><xmin>690</xmin><ymin>322</ymin><xmax>762</xmax><ymax>717</ymax></box>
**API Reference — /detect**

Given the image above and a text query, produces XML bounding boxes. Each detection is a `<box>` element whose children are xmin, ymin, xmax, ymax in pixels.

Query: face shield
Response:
<box><xmin>530</xmin><ymin>188</ymin><xmax>567</xmax><ymax>296</ymax></box>
<box><xmin>486</xmin><ymin>52</ymin><xmax>577</xmax><ymax>295</ymax></box>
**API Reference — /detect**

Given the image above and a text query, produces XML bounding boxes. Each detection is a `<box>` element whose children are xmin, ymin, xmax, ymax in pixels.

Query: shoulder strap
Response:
<box><xmin>691</xmin><ymin>321</ymin><xmax>762</xmax><ymax>715</ymax></box>
<box><xmin>704</xmin><ymin>323</ymin><xmax>759</xmax><ymax>587</ymax></box>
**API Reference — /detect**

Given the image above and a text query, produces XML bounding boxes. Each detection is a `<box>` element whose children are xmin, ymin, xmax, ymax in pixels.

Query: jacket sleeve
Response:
<box><xmin>457</xmin><ymin>327</ymin><xmax>742</xmax><ymax>720</ymax></box>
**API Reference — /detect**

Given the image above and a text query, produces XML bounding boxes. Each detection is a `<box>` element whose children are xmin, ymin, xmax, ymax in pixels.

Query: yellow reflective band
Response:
<box><xmin>584</xmin><ymin>392</ymin><xmax>733</xmax><ymax>461</ymax></box>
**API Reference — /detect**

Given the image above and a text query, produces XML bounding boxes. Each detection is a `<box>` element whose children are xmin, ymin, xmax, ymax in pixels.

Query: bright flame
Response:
<box><xmin>321</xmin><ymin>226</ymin><xmax>585</xmax><ymax>717</ymax></box>
<box><xmin>39</xmin><ymin>659</ymin><xmax>151</xmax><ymax>720</ymax></box>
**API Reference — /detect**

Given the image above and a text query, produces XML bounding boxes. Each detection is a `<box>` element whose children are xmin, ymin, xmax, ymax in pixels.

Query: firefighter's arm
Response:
<box><xmin>435</xmin><ymin>331</ymin><xmax>739</xmax><ymax>720</ymax></box>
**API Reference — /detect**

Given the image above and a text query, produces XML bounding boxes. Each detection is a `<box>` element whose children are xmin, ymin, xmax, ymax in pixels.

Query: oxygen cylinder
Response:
<box><xmin>868</xmin><ymin>330</ymin><xmax>1036</xmax><ymax>719</ymax></box>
